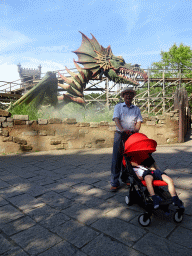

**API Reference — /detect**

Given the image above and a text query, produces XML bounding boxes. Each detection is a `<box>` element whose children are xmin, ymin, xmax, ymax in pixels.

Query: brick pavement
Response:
<box><xmin>0</xmin><ymin>136</ymin><xmax>192</xmax><ymax>255</ymax></box>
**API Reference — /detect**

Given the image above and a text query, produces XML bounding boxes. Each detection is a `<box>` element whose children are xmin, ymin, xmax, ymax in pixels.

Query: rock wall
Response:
<box><xmin>0</xmin><ymin>109</ymin><xmax>180</xmax><ymax>154</ymax></box>
<box><xmin>140</xmin><ymin>111</ymin><xmax>179</xmax><ymax>144</ymax></box>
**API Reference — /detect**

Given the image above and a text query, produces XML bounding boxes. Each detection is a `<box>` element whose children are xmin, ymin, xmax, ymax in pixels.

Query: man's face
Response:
<box><xmin>123</xmin><ymin>91</ymin><xmax>134</xmax><ymax>105</ymax></box>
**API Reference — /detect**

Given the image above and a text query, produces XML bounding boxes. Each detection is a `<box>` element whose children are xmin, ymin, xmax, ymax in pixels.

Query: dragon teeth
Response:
<box><xmin>119</xmin><ymin>70</ymin><xmax>143</xmax><ymax>81</ymax></box>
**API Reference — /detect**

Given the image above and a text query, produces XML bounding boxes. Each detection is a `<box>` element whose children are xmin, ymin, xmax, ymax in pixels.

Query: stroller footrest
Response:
<box><xmin>160</xmin><ymin>198</ymin><xmax>173</xmax><ymax>206</ymax></box>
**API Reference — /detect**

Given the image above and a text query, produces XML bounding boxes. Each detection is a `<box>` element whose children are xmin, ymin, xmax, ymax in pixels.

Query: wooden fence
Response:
<box><xmin>174</xmin><ymin>88</ymin><xmax>191</xmax><ymax>142</ymax></box>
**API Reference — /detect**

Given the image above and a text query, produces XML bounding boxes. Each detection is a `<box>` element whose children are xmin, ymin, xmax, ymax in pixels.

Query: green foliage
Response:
<box><xmin>83</xmin><ymin>106</ymin><xmax>113</xmax><ymax>122</ymax></box>
<box><xmin>152</xmin><ymin>43</ymin><xmax>192</xmax><ymax>71</ymax></box>
<box><xmin>38</xmin><ymin>102</ymin><xmax>85</xmax><ymax>121</ymax></box>
<box><xmin>9</xmin><ymin>102</ymin><xmax>40</xmax><ymax>120</ymax></box>
<box><xmin>38</xmin><ymin>102</ymin><xmax>113</xmax><ymax>122</ymax></box>
<box><xmin>8</xmin><ymin>99</ymin><xmax>113</xmax><ymax>122</ymax></box>
<box><xmin>151</xmin><ymin>43</ymin><xmax>192</xmax><ymax>97</ymax></box>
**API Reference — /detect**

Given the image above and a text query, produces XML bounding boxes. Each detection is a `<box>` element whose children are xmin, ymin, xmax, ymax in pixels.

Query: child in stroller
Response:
<box><xmin>123</xmin><ymin>133</ymin><xmax>185</xmax><ymax>226</ymax></box>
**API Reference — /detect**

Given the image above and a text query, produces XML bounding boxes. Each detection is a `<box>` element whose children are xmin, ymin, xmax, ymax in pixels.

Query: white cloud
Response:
<box><xmin>21</xmin><ymin>58</ymin><xmax>67</xmax><ymax>74</ymax></box>
<box><xmin>0</xmin><ymin>56</ymin><xmax>70</xmax><ymax>86</ymax></box>
<box><xmin>34</xmin><ymin>45</ymin><xmax>71</xmax><ymax>53</ymax></box>
<box><xmin>0</xmin><ymin>63</ymin><xmax>20</xmax><ymax>82</ymax></box>
<box><xmin>0</xmin><ymin>28</ymin><xmax>33</xmax><ymax>52</ymax></box>
<box><xmin>0</xmin><ymin>63</ymin><xmax>20</xmax><ymax>92</ymax></box>
<box><xmin>0</xmin><ymin>59</ymin><xmax>67</xmax><ymax>92</ymax></box>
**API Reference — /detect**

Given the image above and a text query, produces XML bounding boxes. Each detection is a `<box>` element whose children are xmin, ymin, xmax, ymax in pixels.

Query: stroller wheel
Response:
<box><xmin>138</xmin><ymin>213</ymin><xmax>151</xmax><ymax>227</ymax></box>
<box><xmin>125</xmin><ymin>195</ymin><xmax>130</xmax><ymax>205</ymax></box>
<box><xmin>173</xmin><ymin>211</ymin><xmax>183</xmax><ymax>223</ymax></box>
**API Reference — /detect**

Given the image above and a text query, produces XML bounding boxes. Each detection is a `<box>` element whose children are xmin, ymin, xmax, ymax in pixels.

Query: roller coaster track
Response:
<box><xmin>0</xmin><ymin>68</ymin><xmax>192</xmax><ymax>114</ymax></box>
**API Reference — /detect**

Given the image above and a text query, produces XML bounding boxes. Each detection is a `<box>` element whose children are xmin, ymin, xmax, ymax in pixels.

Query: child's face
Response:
<box><xmin>130</xmin><ymin>151</ymin><xmax>150</xmax><ymax>165</ymax></box>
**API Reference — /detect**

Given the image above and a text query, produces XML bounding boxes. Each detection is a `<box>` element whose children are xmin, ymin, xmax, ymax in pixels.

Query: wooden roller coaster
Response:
<box><xmin>0</xmin><ymin>68</ymin><xmax>192</xmax><ymax>114</ymax></box>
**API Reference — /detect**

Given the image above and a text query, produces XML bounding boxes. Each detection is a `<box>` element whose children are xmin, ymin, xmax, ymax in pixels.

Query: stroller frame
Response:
<box><xmin>123</xmin><ymin>154</ymin><xmax>185</xmax><ymax>226</ymax></box>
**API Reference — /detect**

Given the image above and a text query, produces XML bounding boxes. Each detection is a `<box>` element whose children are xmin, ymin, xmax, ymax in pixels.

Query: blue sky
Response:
<box><xmin>1</xmin><ymin>0</ymin><xmax>192</xmax><ymax>83</ymax></box>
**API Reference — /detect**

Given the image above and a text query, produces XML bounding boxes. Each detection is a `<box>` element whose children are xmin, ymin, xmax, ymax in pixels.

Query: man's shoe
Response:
<box><xmin>121</xmin><ymin>180</ymin><xmax>130</xmax><ymax>186</ymax></box>
<box><xmin>110</xmin><ymin>186</ymin><xmax>120</xmax><ymax>192</ymax></box>
<box><xmin>121</xmin><ymin>178</ymin><xmax>130</xmax><ymax>186</ymax></box>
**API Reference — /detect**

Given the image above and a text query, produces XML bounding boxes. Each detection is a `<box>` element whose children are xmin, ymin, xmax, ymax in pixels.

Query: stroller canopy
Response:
<box><xmin>124</xmin><ymin>133</ymin><xmax>157</xmax><ymax>156</ymax></box>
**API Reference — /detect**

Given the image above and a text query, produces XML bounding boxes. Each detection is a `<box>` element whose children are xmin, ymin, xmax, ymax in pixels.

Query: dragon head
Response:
<box><xmin>73</xmin><ymin>32</ymin><xmax>148</xmax><ymax>86</ymax></box>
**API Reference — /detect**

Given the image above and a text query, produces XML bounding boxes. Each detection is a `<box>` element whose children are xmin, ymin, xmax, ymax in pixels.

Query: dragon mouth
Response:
<box><xmin>116</xmin><ymin>68</ymin><xmax>148</xmax><ymax>85</ymax></box>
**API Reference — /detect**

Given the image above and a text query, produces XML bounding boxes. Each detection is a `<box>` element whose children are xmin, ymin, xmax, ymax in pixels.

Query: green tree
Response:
<box><xmin>151</xmin><ymin>43</ymin><xmax>192</xmax><ymax>95</ymax></box>
<box><xmin>152</xmin><ymin>43</ymin><xmax>192</xmax><ymax>72</ymax></box>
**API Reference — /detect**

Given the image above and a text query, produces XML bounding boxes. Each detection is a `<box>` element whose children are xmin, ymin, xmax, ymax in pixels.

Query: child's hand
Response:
<box><xmin>131</xmin><ymin>162</ymin><xmax>138</xmax><ymax>167</ymax></box>
<box><xmin>137</xmin><ymin>175</ymin><xmax>143</xmax><ymax>180</ymax></box>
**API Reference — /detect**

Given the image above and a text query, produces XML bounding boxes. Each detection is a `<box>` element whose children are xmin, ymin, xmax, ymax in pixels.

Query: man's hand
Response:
<box><xmin>134</xmin><ymin>121</ymin><xmax>141</xmax><ymax>133</ymax></box>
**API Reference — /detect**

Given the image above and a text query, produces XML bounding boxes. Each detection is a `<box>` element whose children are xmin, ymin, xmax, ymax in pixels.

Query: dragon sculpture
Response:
<box><xmin>58</xmin><ymin>32</ymin><xmax>148</xmax><ymax>104</ymax></box>
<box><xmin>9</xmin><ymin>32</ymin><xmax>147</xmax><ymax>110</ymax></box>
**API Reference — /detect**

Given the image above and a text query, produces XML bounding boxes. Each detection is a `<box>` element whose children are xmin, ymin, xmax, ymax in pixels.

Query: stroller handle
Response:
<box><xmin>120</xmin><ymin>131</ymin><xmax>135</xmax><ymax>153</ymax></box>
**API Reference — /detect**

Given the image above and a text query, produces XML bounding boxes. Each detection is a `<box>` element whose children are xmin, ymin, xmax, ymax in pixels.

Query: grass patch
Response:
<box><xmin>9</xmin><ymin>103</ymin><xmax>40</xmax><ymax>120</ymax></box>
<box><xmin>8</xmin><ymin>101</ymin><xmax>166</xmax><ymax>123</ymax></box>
<box><xmin>38</xmin><ymin>103</ymin><xmax>114</xmax><ymax>122</ymax></box>
<box><xmin>8</xmin><ymin>102</ymin><xmax>114</xmax><ymax>123</ymax></box>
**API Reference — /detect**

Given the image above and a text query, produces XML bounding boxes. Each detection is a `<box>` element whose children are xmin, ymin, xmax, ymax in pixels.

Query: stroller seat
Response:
<box><xmin>141</xmin><ymin>180</ymin><xmax>167</xmax><ymax>187</ymax></box>
<box><xmin>123</xmin><ymin>133</ymin><xmax>168</xmax><ymax>187</ymax></box>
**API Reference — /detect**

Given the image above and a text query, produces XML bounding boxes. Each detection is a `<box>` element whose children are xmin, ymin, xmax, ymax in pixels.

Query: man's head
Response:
<box><xmin>120</xmin><ymin>87</ymin><xmax>136</xmax><ymax>106</ymax></box>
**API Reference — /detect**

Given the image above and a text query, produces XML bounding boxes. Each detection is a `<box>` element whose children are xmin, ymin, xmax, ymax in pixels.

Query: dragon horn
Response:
<box><xmin>58</xmin><ymin>82</ymin><xmax>70</xmax><ymax>90</ymax></box>
<box><xmin>65</xmin><ymin>66</ymin><xmax>82</xmax><ymax>85</ymax></box>
<box><xmin>64</xmin><ymin>94</ymin><xmax>85</xmax><ymax>104</ymax></box>
<box><xmin>58</xmin><ymin>72</ymin><xmax>74</xmax><ymax>85</ymax></box>
<box><xmin>107</xmin><ymin>45</ymin><xmax>112</xmax><ymax>55</ymax></box>
<box><xmin>73</xmin><ymin>60</ymin><xmax>89</xmax><ymax>81</ymax></box>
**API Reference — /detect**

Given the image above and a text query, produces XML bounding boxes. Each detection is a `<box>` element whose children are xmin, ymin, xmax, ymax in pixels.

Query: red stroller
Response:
<box><xmin>122</xmin><ymin>133</ymin><xmax>185</xmax><ymax>226</ymax></box>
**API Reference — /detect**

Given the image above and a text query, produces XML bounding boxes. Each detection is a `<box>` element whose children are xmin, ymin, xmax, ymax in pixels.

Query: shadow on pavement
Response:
<box><xmin>0</xmin><ymin>146</ymin><xmax>192</xmax><ymax>255</ymax></box>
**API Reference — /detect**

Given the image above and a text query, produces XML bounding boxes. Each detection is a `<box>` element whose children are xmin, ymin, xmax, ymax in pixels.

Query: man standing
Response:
<box><xmin>110</xmin><ymin>87</ymin><xmax>143</xmax><ymax>191</ymax></box>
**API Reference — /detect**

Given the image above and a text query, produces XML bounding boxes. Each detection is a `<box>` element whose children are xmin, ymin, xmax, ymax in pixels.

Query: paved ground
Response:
<box><xmin>0</xmin><ymin>133</ymin><xmax>192</xmax><ymax>256</ymax></box>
